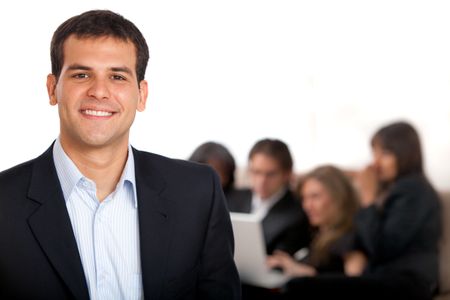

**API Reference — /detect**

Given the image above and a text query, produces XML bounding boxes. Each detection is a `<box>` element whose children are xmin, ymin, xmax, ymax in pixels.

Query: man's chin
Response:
<box><xmin>258</xmin><ymin>193</ymin><xmax>272</xmax><ymax>200</ymax></box>
<box><xmin>80</xmin><ymin>137</ymin><xmax>110</xmax><ymax>147</ymax></box>
<box><xmin>74</xmin><ymin>136</ymin><xmax>116</xmax><ymax>150</ymax></box>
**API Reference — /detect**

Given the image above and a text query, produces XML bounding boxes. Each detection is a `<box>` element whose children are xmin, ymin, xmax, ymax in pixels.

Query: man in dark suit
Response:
<box><xmin>227</xmin><ymin>139</ymin><xmax>309</xmax><ymax>255</ymax></box>
<box><xmin>0</xmin><ymin>10</ymin><xmax>240</xmax><ymax>299</ymax></box>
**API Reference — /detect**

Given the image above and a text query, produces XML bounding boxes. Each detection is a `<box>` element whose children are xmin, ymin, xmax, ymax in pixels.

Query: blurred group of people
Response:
<box><xmin>189</xmin><ymin>121</ymin><xmax>441</xmax><ymax>300</ymax></box>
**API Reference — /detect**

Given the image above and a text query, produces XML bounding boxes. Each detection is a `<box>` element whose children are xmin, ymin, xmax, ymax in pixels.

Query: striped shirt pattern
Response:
<box><xmin>53</xmin><ymin>139</ymin><xmax>143</xmax><ymax>300</ymax></box>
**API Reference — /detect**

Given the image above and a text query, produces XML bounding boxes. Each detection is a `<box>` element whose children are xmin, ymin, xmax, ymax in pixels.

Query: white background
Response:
<box><xmin>1</xmin><ymin>0</ymin><xmax>450</xmax><ymax>190</ymax></box>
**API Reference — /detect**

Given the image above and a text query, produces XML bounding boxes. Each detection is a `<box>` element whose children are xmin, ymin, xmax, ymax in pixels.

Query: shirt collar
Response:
<box><xmin>52</xmin><ymin>138</ymin><xmax>138</xmax><ymax>208</ymax></box>
<box><xmin>118</xmin><ymin>146</ymin><xmax>138</xmax><ymax>208</ymax></box>
<box><xmin>251</xmin><ymin>186</ymin><xmax>287</xmax><ymax>214</ymax></box>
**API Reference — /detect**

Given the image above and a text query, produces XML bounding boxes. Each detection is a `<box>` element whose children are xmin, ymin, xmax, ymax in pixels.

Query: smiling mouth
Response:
<box><xmin>82</xmin><ymin>109</ymin><xmax>113</xmax><ymax>117</ymax></box>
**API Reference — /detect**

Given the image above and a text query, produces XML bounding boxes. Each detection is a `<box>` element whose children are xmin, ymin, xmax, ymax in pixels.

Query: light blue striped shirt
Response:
<box><xmin>53</xmin><ymin>139</ymin><xmax>143</xmax><ymax>300</ymax></box>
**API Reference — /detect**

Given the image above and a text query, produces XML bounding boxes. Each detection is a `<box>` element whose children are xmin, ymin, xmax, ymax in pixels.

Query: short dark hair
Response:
<box><xmin>189</xmin><ymin>142</ymin><xmax>236</xmax><ymax>190</ymax></box>
<box><xmin>248</xmin><ymin>138</ymin><xmax>293</xmax><ymax>171</ymax></box>
<box><xmin>371</xmin><ymin>121</ymin><xmax>423</xmax><ymax>178</ymax></box>
<box><xmin>50</xmin><ymin>10</ymin><xmax>149</xmax><ymax>82</ymax></box>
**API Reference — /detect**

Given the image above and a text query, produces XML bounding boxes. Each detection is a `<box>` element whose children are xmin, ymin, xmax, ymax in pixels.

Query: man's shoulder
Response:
<box><xmin>133</xmin><ymin>149</ymin><xmax>221</xmax><ymax>205</ymax></box>
<box><xmin>133</xmin><ymin>148</ymin><xmax>209</xmax><ymax>169</ymax></box>
<box><xmin>132</xmin><ymin>148</ymin><xmax>216</xmax><ymax>181</ymax></box>
<box><xmin>0</xmin><ymin>158</ymin><xmax>39</xmax><ymax>209</ymax></box>
<box><xmin>0</xmin><ymin>158</ymin><xmax>36</xmax><ymax>187</ymax></box>
<box><xmin>269</xmin><ymin>189</ymin><xmax>303</xmax><ymax>215</ymax></box>
<box><xmin>0</xmin><ymin>145</ymin><xmax>53</xmax><ymax>187</ymax></box>
<box><xmin>279</xmin><ymin>189</ymin><xmax>301</xmax><ymax>206</ymax></box>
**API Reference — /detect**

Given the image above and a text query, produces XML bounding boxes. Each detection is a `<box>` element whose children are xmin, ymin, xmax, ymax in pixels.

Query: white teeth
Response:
<box><xmin>83</xmin><ymin>110</ymin><xmax>113</xmax><ymax>117</ymax></box>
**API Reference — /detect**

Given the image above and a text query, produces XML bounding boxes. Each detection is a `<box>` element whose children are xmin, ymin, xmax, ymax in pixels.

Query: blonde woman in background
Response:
<box><xmin>281</xmin><ymin>122</ymin><xmax>441</xmax><ymax>300</ymax></box>
<box><xmin>267</xmin><ymin>165</ymin><xmax>366</xmax><ymax>277</ymax></box>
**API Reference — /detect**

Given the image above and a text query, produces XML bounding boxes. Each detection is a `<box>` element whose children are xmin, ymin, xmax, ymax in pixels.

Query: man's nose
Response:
<box><xmin>87</xmin><ymin>78</ymin><xmax>111</xmax><ymax>100</ymax></box>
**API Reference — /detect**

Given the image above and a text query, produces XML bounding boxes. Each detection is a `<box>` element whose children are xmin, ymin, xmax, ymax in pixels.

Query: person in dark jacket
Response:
<box><xmin>267</xmin><ymin>165</ymin><xmax>366</xmax><ymax>277</ymax></box>
<box><xmin>0</xmin><ymin>10</ymin><xmax>240</xmax><ymax>300</ymax></box>
<box><xmin>283</xmin><ymin>121</ymin><xmax>441</xmax><ymax>300</ymax></box>
<box><xmin>228</xmin><ymin>138</ymin><xmax>309</xmax><ymax>300</ymax></box>
<box><xmin>227</xmin><ymin>138</ymin><xmax>310</xmax><ymax>255</ymax></box>
<box><xmin>188</xmin><ymin>141</ymin><xmax>246</xmax><ymax>201</ymax></box>
<box><xmin>353</xmin><ymin>121</ymin><xmax>441</xmax><ymax>299</ymax></box>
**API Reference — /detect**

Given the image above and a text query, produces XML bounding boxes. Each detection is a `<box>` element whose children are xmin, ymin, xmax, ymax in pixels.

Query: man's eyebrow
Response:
<box><xmin>67</xmin><ymin>64</ymin><xmax>91</xmax><ymax>71</ymax></box>
<box><xmin>66</xmin><ymin>65</ymin><xmax>133</xmax><ymax>75</ymax></box>
<box><xmin>111</xmin><ymin>66</ymin><xmax>133</xmax><ymax>75</ymax></box>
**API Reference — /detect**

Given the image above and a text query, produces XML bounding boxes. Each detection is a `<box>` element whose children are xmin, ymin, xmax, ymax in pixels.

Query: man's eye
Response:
<box><xmin>72</xmin><ymin>73</ymin><xmax>89</xmax><ymax>79</ymax></box>
<box><xmin>112</xmin><ymin>75</ymin><xmax>126</xmax><ymax>81</ymax></box>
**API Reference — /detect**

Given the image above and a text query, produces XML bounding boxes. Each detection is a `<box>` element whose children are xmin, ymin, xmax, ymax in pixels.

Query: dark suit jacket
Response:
<box><xmin>0</xmin><ymin>145</ymin><xmax>241</xmax><ymax>300</ymax></box>
<box><xmin>356</xmin><ymin>173</ymin><xmax>441</xmax><ymax>291</ymax></box>
<box><xmin>227</xmin><ymin>189</ymin><xmax>310</xmax><ymax>255</ymax></box>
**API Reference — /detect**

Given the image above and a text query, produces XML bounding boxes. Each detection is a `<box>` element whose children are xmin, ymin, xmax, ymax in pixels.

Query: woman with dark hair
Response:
<box><xmin>267</xmin><ymin>165</ymin><xmax>366</xmax><ymax>277</ymax></box>
<box><xmin>189</xmin><ymin>141</ymin><xmax>237</xmax><ymax>196</ymax></box>
<box><xmin>358</xmin><ymin>121</ymin><xmax>426</xmax><ymax>204</ymax></box>
<box><xmin>282</xmin><ymin>122</ymin><xmax>441</xmax><ymax>300</ymax></box>
<box><xmin>352</xmin><ymin>121</ymin><xmax>441</xmax><ymax>299</ymax></box>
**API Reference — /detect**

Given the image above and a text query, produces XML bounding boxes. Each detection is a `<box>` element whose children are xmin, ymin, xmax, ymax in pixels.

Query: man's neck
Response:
<box><xmin>251</xmin><ymin>187</ymin><xmax>287</xmax><ymax>215</ymax></box>
<box><xmin>59</xmin><ymin>137</ymin><xmax>129</xmax><ymax>202</ymax></box>
<box><xmin>258</xmin><ymin>186</ymin><xmax>287</xmax><ymax>202</ymax></box>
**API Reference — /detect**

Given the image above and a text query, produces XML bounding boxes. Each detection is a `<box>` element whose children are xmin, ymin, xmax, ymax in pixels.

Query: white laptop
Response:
<box><xmin>230</xmin><ymin>212</ymin><xmax>288</xmax><ymax>288</ymax></box>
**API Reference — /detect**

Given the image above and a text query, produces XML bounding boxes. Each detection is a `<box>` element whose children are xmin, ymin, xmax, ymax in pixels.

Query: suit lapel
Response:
<box><xmin>133</xmin><ymin>149</ymin><xmax>170</xmax><ymax>299</ymax></box>
<box><xmin>27</xmin><ymin>146</ymin><xmax>90</xmax><ymax>300</ymax></box>
<box><xmin>262</xmin><ymin>190</ymin><xmax>290</xmax><ymax>245</ymax></box>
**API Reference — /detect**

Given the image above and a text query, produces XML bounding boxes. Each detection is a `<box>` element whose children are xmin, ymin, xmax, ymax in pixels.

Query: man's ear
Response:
<box><xmin>47</xmin><ymin>74</ymin><xmax>58</xmax><ymax>106</ymax></box>
<box><xmin>137</xmin><ymin>80</ymin><xmax>148</xmax><ymax>112</ymax></box>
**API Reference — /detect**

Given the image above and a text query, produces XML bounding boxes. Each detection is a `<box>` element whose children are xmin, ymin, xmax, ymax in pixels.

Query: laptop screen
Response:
<box><xmin>230</xmin><ymin>212</ymin><xmax>287</xmax><ymax>288</ymax></box>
